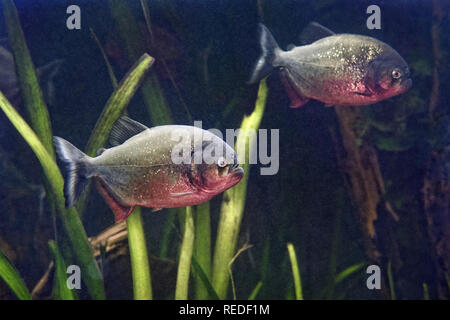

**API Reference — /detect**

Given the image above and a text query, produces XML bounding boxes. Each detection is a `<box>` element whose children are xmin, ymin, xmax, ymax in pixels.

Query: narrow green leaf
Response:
<box><xmin>0</xmin><ymin>248</ymin><xmax>31</xmax><ymax>300</ymax></box>
<box><xmin>248</xmin><ymin>281</ymin><xmax>263</xmax><ymax>300</ymax></box>
<box><xmin>2</xmin><ymin>0</ymin><xmax>54</xmax><ymax>157</ymax></box>
<box><xmin>334</xmin><ymin>263</ymin><xmax>365</xmax><ymax>285</ymax></box>
<box><xmin>48</xmin><ymin>241</ymin><xmax>76</xmax><ymax>300</ymax></box>
<box><xmin>191</xmin><ymin>256</ymin><xmax>219</xmax><ymax>300</ymax></box>
<box><xmin>175</xmin><ymin>206</ymin><xmax>195</xmax><ymax>300</ymax></box>
<box><xmin>212</xmin><ymin>79</ymin><xmax>268</xmax><ymax>299</ymax></box>
<box><xmin>422</xmin><ymin>283</ymin><xmax>430</xmax><ymax>300</ymax></box>
<box><xmin>287</xmin><ymin>243</ymin><xmax>303</xmax><ymax>300</ymax></box>
<box><xmin>127</xmin><ymin>207</ymin><xmax>153</xmax><ymax>300</ymax></box>
<box><xmin>194</xmin><ymin>202</ymin><xmax>211</xmax><ymax>300</ymax></box>
<box><xmin>0</xmin><ymin>91</ymin><xmax>105</xmax><ymax>299</ymax></box>
<box><xmin>108</xmin><ymin>0</ymin><xmax>172</xmax><ymax>125</ymax></box>
<box><xmin>159</xmin><ymin>210</ymin><xmax>177</xmax><ymax>259</ymax></box>
<box><xmin>84</xmin><ymin>53</ymin><xmax>155</xmax><ymax>157</ymax></box>
<box><xmin>387</xmin><ymin>260</ymin><xmax>396</xmax><ymax>300</ymax></box>
<box><xmin>90</xmin><ymin>27</ymin><xmax>118</xmax><ymax>90</ymax></box>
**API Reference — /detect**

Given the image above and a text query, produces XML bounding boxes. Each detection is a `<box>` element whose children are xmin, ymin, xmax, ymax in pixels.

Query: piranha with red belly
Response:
<box><xmin>53</xmin><ymin>117</ymin><xmax>244</xmax><ymax>222</ymax></box>
<box><xmin>249</xmin><ymin>22</ymin><xmax>412</xmax><ymax>107</ymax></box>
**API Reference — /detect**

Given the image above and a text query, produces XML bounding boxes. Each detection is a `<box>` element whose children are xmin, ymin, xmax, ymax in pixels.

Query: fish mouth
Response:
<box><xmin>229</xmin><ymin>166</ymin><xmax>244</xmax><ymax>182</ymax></box>
<box><xmin>401</xmin><ymin>78</ymin><xmax>412</xmax><ymax>92</ymax></box>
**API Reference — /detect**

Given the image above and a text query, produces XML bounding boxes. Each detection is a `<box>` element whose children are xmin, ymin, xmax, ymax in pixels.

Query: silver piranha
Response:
<box><xmin>53</xmin><ymin>117</ymin><xmax>244</xmax><ymax>222</ymax></box>
<box><xmin>249</xmin><ymin>22</ymin><xmax>412</xmax><ymax>107</ymax></box>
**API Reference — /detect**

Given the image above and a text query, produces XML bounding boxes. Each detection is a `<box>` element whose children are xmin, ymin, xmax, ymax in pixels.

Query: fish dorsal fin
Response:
<box><xmin>109</xmin><ymin>116</ymin><xmax>149</xmax><ymax>146</ymax></box>
<box><xmin>299</xmin><ymin>22</ymin><xmax>335</xmax><ymax>45</ymax></box>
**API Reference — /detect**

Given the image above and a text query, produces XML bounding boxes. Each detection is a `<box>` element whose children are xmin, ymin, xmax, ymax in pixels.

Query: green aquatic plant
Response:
<box><xmin>2</xmin><ymin>0</ymin><xmax>54</xmax><ymax>156</ymax></box>
<box><xmin>1</xmin><ymin>0</ymin><xmax>105</xmax><ymax>299</ymax></box>
<box><xmin>287</xmin><ymin>242</ymin><xmax>303</xmax><ymax>300</ymax></box>
<box><xmin>175</xmin><ymin>206</ymin><xmax>195</xmax><ymax>300</ymax></box>
<box><xmin>89</xmin><ymin>28</ymin><xmax>155</xmax><ymax>300</ymax></box>
<box><xmin>248</xmin><ymin>281</ymin><xmax>263</xmax><ymax>300</ymax></box>
<box><xmin>48</xmin><ymin>241</ymin><xmax>76</xmax><ymax>300</ymax></box>
<box><xmin>212</xmin><ymin>79</ymin><xmax>268</xmax><ymax>299</ymax></box>
<box><xmin>193</xmin><ymin>202</ymin><xmax>212</xmax><ymax>300</ymax></box>
<box><xmin>127</xmin><ymin>208</ymin><xmax>153</xmax><ymax>300</ymax></box>
<box><xmin>0</xmin><ymin>248</ymin><xmax>32</xmax><ymax>300</ymax></box>
<box><xmin>387</xmin><ymin>260</ymin><xmax>396</xmax><ymax>300</ymax></box>
<box><xmin>84</xmin><ymin>54</ymin><xmax>155</xmax><ymax>157</ymax></box>
<box><xmin>108</xmin><ymin>0</ymin><xmax>172</xmax><ymax>125</ymax></box>
<box><xmin>1</xmin><ymin>0</ymin><xmax>158</xmax><ymax>300</ymax></box>
<box><xmin>0</xmin><ymin>90</ymin><xmax>105</xmax><ymax>299</ymax></box>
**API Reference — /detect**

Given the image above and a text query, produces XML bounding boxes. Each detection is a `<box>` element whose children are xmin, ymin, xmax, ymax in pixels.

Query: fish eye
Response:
<box><xmin>217</xmin><ymin>157</ymin><xmax>227</xmax><ymax>168</ymax></box>
<box><xmin>391</xmin><ymin>69</ymin><xmax>402</xmax><ymax>80</ymax></box>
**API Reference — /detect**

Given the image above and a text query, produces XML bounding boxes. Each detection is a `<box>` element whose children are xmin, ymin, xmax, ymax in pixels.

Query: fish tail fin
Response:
<box><xmin>249</xmin><ymin>23</ymin><xmax>282</xmax><ymax>84</ymax></box>
<box><xmin>53</xmin><ymin>136</ymin><xmax>92</xmax><ymax>207</ymax></box>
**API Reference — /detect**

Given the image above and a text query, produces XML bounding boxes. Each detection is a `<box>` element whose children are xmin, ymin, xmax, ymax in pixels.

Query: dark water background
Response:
<box><xmin>0</xmin><ymin>0</ymin><xmax>448</xmax><ymax>299</ymax></box>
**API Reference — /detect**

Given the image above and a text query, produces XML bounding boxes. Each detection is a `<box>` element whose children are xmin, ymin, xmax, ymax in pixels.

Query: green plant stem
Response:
<box><xmin>90</xmin><ymin>28</ymin><xmax>118</xmax><ymax>90</ymax></box>
<box><xmin>387</xmin><ymin>260</ymin><xmax>396</xmax><ymax>300</ymax></box>
<box><xmin>211</xmin><ymin>79</ymin><xmax>268</xmax><ymax>299</ymax></box>
<box><xmin>287</xmin><ymin>242</ymin><xmax>303</xmax><ymax>300</ymax></box>
<box><xmin>127</xmin><ymin>207</ymin><xmax>153</xmax><ymax>300</ymax></box>
<box><xmin>2</xmin><ymin>0</ymin><xmax>54</xmax><ymax>157</ymax></box>
<box><xmin>0</xmin><ymin>91</ymin><xmax>105</xmax><ymax>300</ymax></box>
<box><xmin>159</xmin><ymin>210</ymin><xmax>176</xmax><ymax>258</ymax></box>
<box><xmin>423</xmin><ymin>283</ymin><xmax>430</xmax><ymax>300</ymax></box>
<box><xmin>0</xmin><ymin>247</ymin><xmax>31</xmax><ymax>300</ymax></box>
<box><xmin>84</xmin><ymin>54</ymin><xmax>155</xmax><ymax>157</ymax></box>
<box><xmin>48</xmin><ymin>241</ymin><xmax>76</xmax><ymax>300</ymax></box>
<box><xmin>175</xmin><ymin>206</ymin><xmax>195</xmax><ymax>300</ymax></box>
<box><xmin>108</xmin><ymin>0</ymin><xmax>172</xmax><ymax>125</ymax></box>
<box><xmin>194</xmin><ymin>202</ymin><xmax>211</xmax><ymax>300</ymax></box>
<box><xmin>248</xmin><ymin>281</ymin><xmax>263</xmax><ymax>300</ymax></box>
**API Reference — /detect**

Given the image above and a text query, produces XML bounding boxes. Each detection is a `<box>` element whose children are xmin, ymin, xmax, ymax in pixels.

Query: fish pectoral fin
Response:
<box><xmin>352</xmin><ymin>90</ymin><xmax>372</xmax><ymax>97</ymax></box>
<box><xmin>152</xmin><ymin>208</ymin><xmax>163</xmax><ymax>212</ymax></box>
<box><xmin>170</xmin><ymin>191</ymin><xmax>196</xmax><ymax>198</ymax></box>
<box><xmin>94</xmin><ymin>179</ymin><xmax>134</xmax><ymax>222</ymax></box>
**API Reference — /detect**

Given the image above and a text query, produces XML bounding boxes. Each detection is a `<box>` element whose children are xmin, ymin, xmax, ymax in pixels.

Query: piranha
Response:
<box><xmin>53</xmin><ymin>117</ymin><xmax>244</xmax><ymax>222</ymax></box>
<box><xmin>0</xmin><ymin>45</ymin><xmax>63</xmax><ymax>107</ymax></box>
<box><xmin>249</xmin><ymin>22</ymin><xmax>412</xmax><ymax>107</ymax></box>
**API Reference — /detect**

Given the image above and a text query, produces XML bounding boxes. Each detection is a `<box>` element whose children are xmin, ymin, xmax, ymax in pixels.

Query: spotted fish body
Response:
<box><xmin>53</xmin><ymin>117</ymin><xmax>244</xmax><ymax>222</ymax></box>
<box><xmin>250</xmin><ymin>23</ymin><xmax>412</xmax><ymax>107</ymax></box>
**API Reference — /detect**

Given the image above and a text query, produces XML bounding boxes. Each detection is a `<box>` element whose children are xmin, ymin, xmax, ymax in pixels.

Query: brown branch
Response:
<box><xmin>32</xmin><ymin>221</ymin><xmax>176</xmax><ymax>299</ymax></box>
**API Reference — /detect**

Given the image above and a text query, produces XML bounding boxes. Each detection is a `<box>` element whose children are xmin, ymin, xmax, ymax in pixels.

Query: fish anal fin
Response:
<box><xmin>352</xmin><ymin>91</ymin><xmax>372</xmax><ymax>97</ymax></box>
<box><xmin>94</xmin><ymin>179</ymin><xmax>134</xmax><ymax>222</ymax></box>
<box><xmin>280</xmin><ymin>69</ymin><xmax>310</xmax><ymax>108</ymax></box>
<box><xmin>110</xmin><ymin>116</ymin><xmax>149</xmax><ymax>147</ymax></box>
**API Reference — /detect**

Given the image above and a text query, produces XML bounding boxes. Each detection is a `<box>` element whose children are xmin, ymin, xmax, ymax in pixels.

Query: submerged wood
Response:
<box><xmin>331</xmin><ymin>105</ymin><xmax>400</xmax><ymax>299</ymax></box>
<box><xmin>421</xmin><ymin>0</ymin><xmax>449</xmax><ymax>300</ymax></box>
<box><xmin>32</xmin><ymin>221</ymin><xmax>176</xmax><ymax>299</ymax></box>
